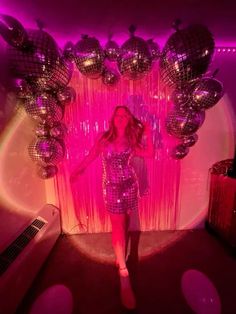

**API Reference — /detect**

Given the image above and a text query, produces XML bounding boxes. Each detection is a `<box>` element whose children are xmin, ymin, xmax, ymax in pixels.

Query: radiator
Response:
<box><xmin>0</xmin><ymin>204</ymin><xmax>61</xmax><ymax>314</ymax></box>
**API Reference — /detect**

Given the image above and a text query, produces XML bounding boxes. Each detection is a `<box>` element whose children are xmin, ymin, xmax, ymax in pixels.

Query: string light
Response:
<box><xmin>216</xmin><ymin>47</ymin><xmax>236</xmax><ymax>53</ymax></box>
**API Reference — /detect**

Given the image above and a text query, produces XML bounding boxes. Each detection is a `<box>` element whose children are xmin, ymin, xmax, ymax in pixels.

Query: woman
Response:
<box><xmin>70</xmin><ymin>105</ymin><xmax>154</xmax><ymax>309</ymax></box>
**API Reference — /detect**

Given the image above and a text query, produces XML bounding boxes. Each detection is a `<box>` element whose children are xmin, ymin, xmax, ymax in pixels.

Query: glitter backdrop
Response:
<box><xmin>53</xmin><ymin>63</ymin><xmax>181</xmax><ymax>233</ymax></box>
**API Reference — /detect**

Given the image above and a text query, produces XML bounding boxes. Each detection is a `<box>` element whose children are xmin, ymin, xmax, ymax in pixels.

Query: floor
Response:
<box><xmin>17</xmin><ymin>229</ymin><xmax>236</xmax><ymax>314</ymax></box>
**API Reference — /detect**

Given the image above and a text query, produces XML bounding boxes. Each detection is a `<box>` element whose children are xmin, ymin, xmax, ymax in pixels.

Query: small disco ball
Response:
<box><xmin>102</xmin><ymin>67</ymin><xmax>120</xmax><ymax>86</ymax></box>
<box><xmin>171</xmin><ymin>87</ymin><xmax>191</xmax><ymax>106</ymax></box>
<box><xmin>28</xmin><ymin>137</ymin><xmax>65</xmax><ymax>164</ymax></box>
<box><xmin>182</xmin><ymin>133</ymin><xmax>198</xmax><ymax>147</ymax></box>
<box><xmin>74</xmin><ymin>35</ymin><xmax>104</xmax><ymax>79</ymax></box>
<box><xmin>191</xmin><ymin>77</ymin><xmax>224</xmax><ymax>110</ymax></box>
<box><xmin>57</xmin><ymin>86</ymin><xmax>76</xmax><ymax>106</ymax></box>
<box><xmin>147</xmin><ymin>39</ymin><xmax>161</xmax><ymax>60</ymax></box>
<box><xmin>166</xmin><ymin>109</ymin><xmax>205</xmax><ymax>138</ymax></box>
<box><xmin>11</xmin><ymin>77</ymin><xmax>33</xmax><ymax>99</ymax></box>
<box><xmin>7</xmin><ymin>29</ymin><xmax>61</xmax><ymax>89</ymax></box>
<box><xmin>24</xmin><ymin>92</ymin><xmax>64</xmax><ymax>122</ymax></box>
<box><xmin>118</xmin><ymin>36</ymin><xmax>152</xmax><ymax>80</ymax></box>
<box><xmin>104</xmin><ymin>39</ymin><xmax>121</xmax><ymax>61</ymax></box>
<box><xmin>49</xmin><ymin>122</ymin><xmax>67</xmax><ymax>139</ymax></box>
<box><xmin>160</xmin><ymin>24</ymin><xmax>215</xmax><ymax>87</ymax></box>
<box><xmin>63</xmin><ymin>41</ymin><xmax>75</xmax><ymax>61</ymax></box>
<box><xmin>170</xmin><ymin>144</ymin><xmax>190</xmax><ymax>159</ymax></box>
<box><xmin>37</xmin><ymin>164</ymin><xmax>58</xmax><ymax>179</ymax></box>
<box><xmin>35</xmin><ymin>122</ymin><xmax>51</xmax><ymax>137</ymax></box>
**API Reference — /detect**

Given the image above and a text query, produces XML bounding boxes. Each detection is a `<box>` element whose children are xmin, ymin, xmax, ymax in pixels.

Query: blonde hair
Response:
<box><xmin>101</xmin><ymin>105</ymin><xmax>144</xmax><ymax>148</ymax></box>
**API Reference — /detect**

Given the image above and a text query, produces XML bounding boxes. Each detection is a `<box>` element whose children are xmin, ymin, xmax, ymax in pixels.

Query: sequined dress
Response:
<box><xmin>102</xmin><ymin>147</ymin><xmax>139</xmax><ymax>214</ymax></box>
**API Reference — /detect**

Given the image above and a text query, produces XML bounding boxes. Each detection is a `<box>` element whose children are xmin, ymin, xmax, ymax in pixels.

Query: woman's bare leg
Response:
<box><xmin>110</xmin><ymin>212</ymin><xmax>136</xmax><ymax>309</ymax></box>
<box><xmin>110</xmin><ymin>213</ymin><xmax>127</xmax><ymax>269</ymax></box>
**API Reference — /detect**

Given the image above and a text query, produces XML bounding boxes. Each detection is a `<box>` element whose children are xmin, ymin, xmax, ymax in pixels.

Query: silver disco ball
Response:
<box><xmin>166</xmin><ymin>109</ymin><xmax>205</xmax><ymax>138</ymax></box>
<box><xmin>118</xmin><ymin>36</ymin><xmax>152</xmax><ymax>80</ymax></box>
<box><xmin>24</xmin><ymin>92</ymin><xmax>64</xmax><ymax>122</ymax></box>
<box><xmin>160</xmin><ymin>24</ymin><xmax>215</xmax><ymax>87</ymax></box>
<box><xmin>7</xmin><ymin>29</ymin><xmax>61</xmax><ymax>88</ymax></box>
<box><xmin>74</xmin><ymin>35</ymin><xmax>104</xmax><ymax>79</ymax></box>
<box><xmin>37</xmin><ymin>164</ymin><xmax>58</xmax><ymax>179</ymax></box>
<box><xmin>28</xmin><ymin>137</ymin><xmax>65</xmax><ymax>164</ymax></box>
<box><xmin>191</xmin><ymin>77</ymin><xmax>224</xmax><ymax>110</ymax></box>
<box><xmin>104</xmin><ymin>39</ymin><xmax>120</xmax><ymax>61</ymax></box>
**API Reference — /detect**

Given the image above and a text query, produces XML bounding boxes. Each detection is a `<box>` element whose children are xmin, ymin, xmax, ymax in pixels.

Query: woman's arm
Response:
<box><xmin>134</xmin><ymin>124</ymin><xmax>154</xmax><ymax>158</ymax></box>
<box><xmin>70</xmin><ymin>135</ymin><xmax>103</xmax><ymax>181</ymax></box>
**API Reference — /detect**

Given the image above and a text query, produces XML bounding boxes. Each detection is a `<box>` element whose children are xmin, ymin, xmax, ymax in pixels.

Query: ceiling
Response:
<box><xmin>0</xmin><ymin>0</ymin><xmax>236</xmax><ymax>48</ymax></box>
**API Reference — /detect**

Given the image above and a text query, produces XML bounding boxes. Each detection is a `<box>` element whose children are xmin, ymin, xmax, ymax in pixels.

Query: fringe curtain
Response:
<box><xmin>53</xmin><ymin>63</ymin><xmax>181</xmax><ymax>234</ymax></box>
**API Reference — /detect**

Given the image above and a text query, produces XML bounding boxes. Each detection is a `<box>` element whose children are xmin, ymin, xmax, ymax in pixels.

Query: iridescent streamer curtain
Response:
<box><xmin>54</xmin><ymin>64</ymin><xmax>181</xmax><ymax>234</ymax></box>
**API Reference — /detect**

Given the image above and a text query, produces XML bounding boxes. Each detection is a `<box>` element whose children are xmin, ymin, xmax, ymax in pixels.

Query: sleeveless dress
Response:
<box><xmin>102</xmin><ymin>147</ymin><xmax>139</xmax><ymax>214</ymax></box>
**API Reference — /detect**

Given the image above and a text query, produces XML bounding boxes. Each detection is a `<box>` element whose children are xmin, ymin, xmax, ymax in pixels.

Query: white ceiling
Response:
<box><xmin>1</xmin><ymin>0</ymin><xmax>236</xmax><ymax>48</ymax></box>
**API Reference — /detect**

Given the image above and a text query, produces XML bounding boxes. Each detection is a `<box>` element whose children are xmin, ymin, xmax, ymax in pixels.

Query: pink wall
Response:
<box><xmin>0</xmin><ymin>105</ymin><xmax>47</xmax><ymax>251</ymax></box>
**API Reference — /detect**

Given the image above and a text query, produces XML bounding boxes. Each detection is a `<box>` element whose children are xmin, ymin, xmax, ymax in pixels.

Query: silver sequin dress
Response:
<box><xmin>102</xmin><ymin>147</ymin><xmax>139</xmax><ymax>214</ymax></box>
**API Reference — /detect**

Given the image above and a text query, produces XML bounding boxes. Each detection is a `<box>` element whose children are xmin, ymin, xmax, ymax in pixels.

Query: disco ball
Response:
<box><xmin>11</xmin><ymin>78</ymin><xmax>33</xmax><ymax>99</ymax></box>
<box><xmin>182</xmin><ymin>133</ymin><xmax>198</xmax><ymax>147</ymax></box>
<box><xmin>28</xmin><ymin>137</ymin><xmax>65</xmax><ymax>164</ymax></box>
<box><xmin>74</xmin><ymin>35</ymin><xmax>104</xmax><ymax>79</ymax></box>
<box><xmin>191</xmin><ymin>77</ymin><xmax>224</xmax><ymax>110</ymax></box>
<box><xmin>104</xmin><ymin>39</ymin><xmax>120</xmax><ymax>61</ymax></box>
<box><xmin>160</xmin><ymin>24</ymin><xmax>215</xmax><ymax>87</ymax></box>
<box><xmin>166</xmin><ymin>109</ymin><xmax>205</xmax><ymax>138</ymax></box>
<box><xmin>147</xmin><ymin>39</ymin><xmax>161</xmax><ymax>60</ymax></box>
<box><xmin>24</xmin><ymin>92</ymin><xmax>64</xmax><ymax>122</ymax></box>
<box><xmin>102</xmin><ymin>66</ymin><xmax>120</xmax><ymax>86</ymax></box>
<box><xmin>6</xmin><ymin>29</ymin><xmax>66</xmax><ymax>90</ymax></box>
<box><xmin>63</xmin><ymin>41</ymin><xmax>75</xmax><ymax>61</ymax></box>
<box><xmin>35</xmin><ymin>122</ymin><xmax>50</xmax><ymax>137</ymax></box>
<box><xmin>171</xmin><ymin>87</ymin><xmax>191</xmax><ymax>106</ymax></box>
<box><xmin>49</xmin><ymin>122</ymin><xmax>67</xmax><ymax>139</ymax></box>
<box><xmin>170</xmin><ymin>144</ymin><xmax>189</xmax><ymax>159</ymax></box>
<box><xmin>41</xmin><ymin>57</ymin><xmax>73</xmax><ymax>90</ymax></box>
<box><xmin>57</xmin><ymin>86</ymin><xmax>76</xmax><ymax>106</ymax></box>
<box><xmin>118</xmin><ymin>36</ymin><xmax>152</xmax><ymax>80</ymax></box>
<box><xmin>37</xmin><ymin>164</ymin><xmax>58</xmax><ymax>179</ymax></box>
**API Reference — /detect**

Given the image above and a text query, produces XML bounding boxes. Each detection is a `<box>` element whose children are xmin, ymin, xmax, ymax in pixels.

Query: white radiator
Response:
<box><xmin>0</xmin><ymin>204</ymin><xmax>61</xmax><ymax>314</ymax></box>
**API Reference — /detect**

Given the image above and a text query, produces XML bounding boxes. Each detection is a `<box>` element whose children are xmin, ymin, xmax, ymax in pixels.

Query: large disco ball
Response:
<box><xmin>7</xmin><ymin>29</ymin><xmax>64</xmax><ymax>90</ymax></box>
<box><xmin>41</xmin><ymin>57</ymin><xmax>73</xmax><ymax>91</ymax></box>
<box><xmin>74</xmin><ymin>35</ymin><xmax>104</xmax><ymax>79</ymax></box>
<box><xmin>28</xmin><ymin>137</ymin><xmax>65</xmax><ymax>164</ymax></box>
<box><xmin>166</xmin><ymin>109</ymin><xmax>205</xmax><ymax>138</ymax></box>
<box><xmin>191</xmin><ymin>77</ymin><xmax>224</xmax><ymax>110</ymax></box>
<box><xmin>104</xmin><ymin>39</ymin><xmax>120</xmax><ymax>61</ymax></box>
<box><xmin>118</xmin><ymin>36</ymin><xmax>152</xmax><ymax>80</ymax></box>
<box><xmin>24</xmin><ymin>92</ymin><xmax>64</xmax><ymax>122</ymax></box>
<box><xmin>160</xmin><ymin>24</ymin><xmax>215</xmax><ymax>87</ymax></box>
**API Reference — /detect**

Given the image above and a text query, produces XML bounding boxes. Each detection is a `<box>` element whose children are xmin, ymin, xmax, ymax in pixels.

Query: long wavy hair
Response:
<box><xmin>100</xmin><ymin>106</ymin><xmax>144</xmax><ymax>148</ymax></box>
